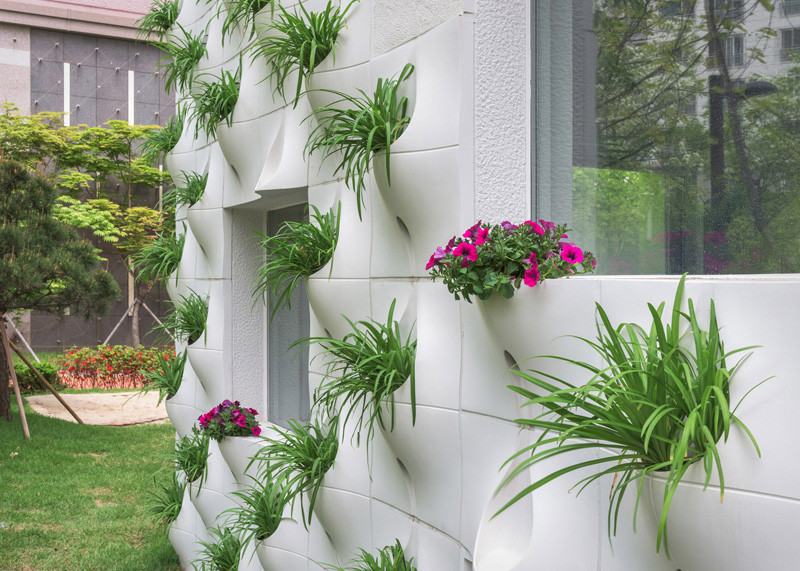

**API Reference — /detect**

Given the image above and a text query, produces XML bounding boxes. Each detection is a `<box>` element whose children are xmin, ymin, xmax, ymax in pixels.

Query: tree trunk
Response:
<box><xmin>0</xmin><ymin>318</ymin><xmax>11</xmax><ymax>421</ymax></box>
<box><xmin>130</xmin><ymin>281</ymin><xmax>153</xmax><ymax>348</ymax></box>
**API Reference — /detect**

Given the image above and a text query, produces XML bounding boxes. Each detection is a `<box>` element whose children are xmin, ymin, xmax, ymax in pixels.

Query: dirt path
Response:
<box><xmin>25</xmin><ymin>391</ymin><xmax>169</xmax><ymax>426</ymax></box>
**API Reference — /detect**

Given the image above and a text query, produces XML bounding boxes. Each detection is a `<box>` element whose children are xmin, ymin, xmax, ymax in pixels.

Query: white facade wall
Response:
<box><xmin>163</xmin><ymin>1</ymin><xmax>800</xmax><ymax>569</ymax></box>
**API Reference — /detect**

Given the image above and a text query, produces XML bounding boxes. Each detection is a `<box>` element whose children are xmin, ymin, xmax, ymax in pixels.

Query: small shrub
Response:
<box><xmin>197</xmin><ymin>399</ymin><xmax>261</xmax><ymax>441</ymax></box>
<box><xmin>254</xmin><ymin>204</ymin><xmax>340</xmax><ymax>320</ymax></box>
<box><xmin>324</xmin><ymin>540</ymin><xmax>416</xmax><ymax>571</ymax></box>
<box><xmin>140</xmin><ymin>114</ymin><xmax>183</xmax><ymax>166</ymax></box>
<box><xmin>138</xmin><ymin>0</ymin><xmax>179</xmax><ymax>40</ymax></box>
<box><xmin>14</xmin><ymin>361</ymin><xmax>60</xmax><ymax>394</ymax></box>
<box><xmin>156</xmin><ymin>24</ymin><xmax>208</xmax><ymax>93</ymax></box>
<box><xmin>57</xmin><ymin>345</ymin><xmax>175</xmax><ymax>390</ymax></box>
<box><xmin>190</xmin><ymin>67</ymin><xmax>241</xmax><ymax>139</ymax></box>
<box><xmin>298</xmin><ymin>299</ymin><xmax>416</xmax><ymax>449</ymax></box>
<box><xmin>161</xmin><ymin>172</ymin><xmax>207</xmax><ymax>209</ymax></box>
<box><xmin>141</xmin><ymin>350</ymin><xmax>186</xmax><ymax>404</ymax></box>
<box><xmin>249</xmin><ymin>418</ymin><xmax>338</xmax><ymax>526</ymax></box>
<box><xmin>221</xmin><ymin>0</ymin><xmax>273</xmax><ymax>41</ymax></box>
<box><xmin>175</xmin><ymin>429</ymin><xmax>210</xmax><ymax>485</ymax></box>
<box><xmin>253</xmin><ymin>0</ymin><xmax>355</xmax><ymax>106</ymax></box>
<box><xmin>148</xmin><ymin>472</ymin><xmax>185</xmax><ymax>527</ymax></box>
<box><xmin>193</xmin><ymin>527</ymin><xmax>241</xmax><ymax>571</ymax></box>
<box><xmin>223</xmin><ymin>480</ymin><xmax>287</xmax><ymax>547</ymax></box>
<box><xmin>156</xmin><ymin>290</ymin><xmax>208</xmax><ymax>345</ymax></box>
<box><xmin>305</xmin><ymin>63</ymin><xmax>414</xmax><ymax>219</ymax></box>
<box><xmin>132</xmin><ymin>230</ymin><xmax>185</xmax><ymax>284</ymax></box>
<box><xmin>497</xmin><ymin>276</ymin><xmax>765</xmax><ymax>554</ymax></box>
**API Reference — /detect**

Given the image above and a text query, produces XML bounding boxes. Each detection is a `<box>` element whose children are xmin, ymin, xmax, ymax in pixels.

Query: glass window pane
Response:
<box><xmin>570</xmin><ymin>0</ymin><xmax>799</xmax><ymax>274</ymax></box>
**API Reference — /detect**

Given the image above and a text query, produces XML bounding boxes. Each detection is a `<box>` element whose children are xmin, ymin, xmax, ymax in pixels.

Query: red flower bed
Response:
<box><xmin>55</xmin><ymin>345</ymin><xmax>175</xmax><ymax>390</ymax></box>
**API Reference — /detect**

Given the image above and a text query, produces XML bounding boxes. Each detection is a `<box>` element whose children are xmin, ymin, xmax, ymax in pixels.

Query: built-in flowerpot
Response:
<box><xmin>313</xmin><ymin>484</ymin><xmax>373</xmax><ymax>561</ymax></box>
<box><xmin>645</xmin><ymin>467</ymin><xmax>800</xmax><ymax>570</ymax></box>
<box><xmin>480</xmin><ymin>278</ymin><xmax>600</xmax><ymax>369</ymax></box>
<box><xmin>217</xmin><ymin>435</ymin><xmax>266</xmax><ymax>484</ymax></box>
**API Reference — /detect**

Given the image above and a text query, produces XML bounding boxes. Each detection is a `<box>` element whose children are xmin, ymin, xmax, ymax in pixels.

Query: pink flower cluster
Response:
<box><xmin>426</xmin><ymin>219</ymin><xmax>597</xmax><ymax>302</ymax></box>
<box><xmin>197</xmin><ymin>399</ymin><xmax>261</xmax><ymax>441</ymax></box>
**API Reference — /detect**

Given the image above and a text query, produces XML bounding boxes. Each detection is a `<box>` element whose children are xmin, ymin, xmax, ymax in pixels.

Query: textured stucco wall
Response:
<box><xmin>373</xmin><ymin>0</ymin><xmax>463</xmax><ymax>55</ymax></box>
<box><xmin>0</xmin><ymin>23</ymin><xmax>30</xmax><ymax>113</ymax></box>
<box><xmin>474</xmin><ymin>0</ymin><xmax>528</xmax><ymax>223</ymax></box>
<box><xmin>231</xmin><ymin>208</ymin><xmax>266</xmax><ymax>415</ymax></box>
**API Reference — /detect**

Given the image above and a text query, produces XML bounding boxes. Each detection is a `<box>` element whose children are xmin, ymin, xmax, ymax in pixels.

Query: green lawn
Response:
<box><xmin>0</xmin><ymin>401</ymin><xmax>180</xmax><ymax>570</ymax></box>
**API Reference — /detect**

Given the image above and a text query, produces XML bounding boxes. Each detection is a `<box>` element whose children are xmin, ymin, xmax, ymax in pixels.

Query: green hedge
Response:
<box><xmin>14</xmin><ymin>361</ymin><xmax>61</xmax><ymax>394</ymax></box>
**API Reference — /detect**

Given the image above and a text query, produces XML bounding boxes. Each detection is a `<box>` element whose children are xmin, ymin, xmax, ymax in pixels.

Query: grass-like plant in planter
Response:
<box><xmin>162</xmin><ymin>172</ymin><xmax>208</xmax><ymax>209</ymax></box>
<box><xmin>305</xmin><ymin>63</ymin><xmax>414</xmax><ymax>219</ymax></box>
<box><xmin>175</xmin><ymin>429</ymin><xmax>210</xmax><ymax>487</ymax></box>
<box><xmin>138</xmin><ymin>0</ymin><xmax>179</xmax><ymax>40</ymax></box>
<box><xmin>148</xmin><ymin>472</ymin><xmax>185</xmax><ymax>527</ymax></box>
<box><xmin>223</xmin><ymin>479</ymin><xmax>288</xmax><ymax>547</ymax></box>
<box><xmin>190</xmin><ymin>67</ymin><xmax>241</xmax><ymax>139</ymax></box>
<box><xmin>254</xmin><ymin>204</ymin><xmax>340</xmax><ymax>320</ymax></box>
<box><xmin>141</xmin><ymin>350</ymin><xmax>187</xmax><ymax>405</ymax></box>
<box><xmin>140</xmin><ymin>113</ymin><xmax>184</xmax><ymax>166</ymax></box>
<box><xmin>252</xmin><ymin>0</ymin><xmax>355</xmax><ymax>106</ymax></box>
<box><xmin>497</xmin><ymin>276</ymin><xmax>765</xmax><ymax>554</ymax></box>
<box><xmin>248</xmin><ymin>418</ymin><xmax>338</xmax><ymax>527</ymax></box>
<box><xmin>193</xmin><ymin>527</ymin><xmax>241</xmax><ymax>571</ymax></box>
<box><xmin>221</xmin><ymin>0</ymin><xmax>273</xmax><ymax>41</ymax></box>
<box><xmin>132</xmin><ymin>230</ymin><xmax>186</xmax><ymax>284</ymax></box>
<box><xmin>297</xmin><ymin>299</ymin><xmax>416</xmax><ymax>449</ymax></box>
<box><xmin>156</xmin><ymin>24</ymin><xmax>208</xmax><ymax>93</ymax></box>
<box><xmin>156</xmin><ymin>290</ymin><xmax>208</xmax><ymax>345</ymax></box>
<box><xmin>324</xmin><ymin>540</ymin><xmax>416</xmax><ymax>571</ymax></box>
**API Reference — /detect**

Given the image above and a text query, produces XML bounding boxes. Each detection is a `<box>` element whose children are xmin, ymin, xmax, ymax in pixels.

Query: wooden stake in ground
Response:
<box><xmin>10</xmin><ymin>340</ymin><xmax>83</xmax><ymax>424</ymax></box>
<box><xmin>0</xmin><ymin>314</ymin><xmax>29</xmax><ymax>438</ymax></box>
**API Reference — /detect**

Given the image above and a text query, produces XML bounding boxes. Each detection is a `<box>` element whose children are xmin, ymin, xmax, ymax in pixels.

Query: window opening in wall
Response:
<box><xmin>781</xmin><ymin>28</ymin><xmax>800</xmax><ymax>61</ymax></box>
<box><xmin>266</xmin><ymin>204</ymin><xmax>310</xmax><ymax>428</ymax></box>
<box><xmin>558</xmin><ymin>0</ymin><xmax>796</xmax><ymax>275</ymax></box>
<box><xmin>785</xmin><ymin>0</ymin><xmax>800</xmax><ymax>16</ymax></box>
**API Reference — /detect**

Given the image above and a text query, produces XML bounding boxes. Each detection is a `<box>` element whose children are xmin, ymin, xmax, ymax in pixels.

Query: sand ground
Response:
<box><xmin>25</xmin><ymin>391</ymin><xmax>169</xmax><ymax>426</ymax></box>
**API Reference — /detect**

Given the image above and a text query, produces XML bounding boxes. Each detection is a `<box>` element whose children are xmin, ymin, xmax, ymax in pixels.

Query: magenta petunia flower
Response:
<box><xmin>526</xmin><ymin>252</ymin><xmax>537</xmax><ymax>266</ymax></box>
<box><xmin>524</xmin><ymin>266</ymin><xmax>540</xmax><ymax>287</ymax></box>
<box><xmin>559</xmin><ymin>242</ymin><xmax>584</xmax><ymax>264</ymax></box>
<box><xmin>522</xmin><ymin>220</ymin><xmax>545</xmax><ymax>236</ymax></box>
<box><xmin>475</xmin><ymin>227</ymin><xmax>490</xmax><ymax>245</ymax></box>
<box><xmin>252</xmin><ymin>425</ymin><xmax>261</xmax><ymax>437</ymax></box>
<box><xmin>539</xmin><ymin>219</ymin><xmax>556</xmax><ymax>232</ymax></box>
<box><xmin>453</xmin><ymin>242</ymin><xmax>478</xmax><ymax>263</ymax></box>
<box><xmin>445</xmin><ymin>236</ymin><xmax>457</xmax><ymax>253</ymax></box>
<box><xmin>426</xmin><ymin>247</ymin><xmax>448</xmax><ymax>270</ymax></box>
<box><xmin>236</xmin><ymin>417</ymin><xmax>247</xmax><ymax>428</ymax></box>
<box><xmin>426</xmin><ymin>254</ymin><xmax>436</xmax><ymax>270</ymax></box>
<box><xmin>463</xmin><ymin>221</ymin><xmax>483</xmax><ymax>240</ymax></box>
<box><xmin>500</xmin><ymin>221</ymin><xmax>518</xmax><ymax>234</ymax></box>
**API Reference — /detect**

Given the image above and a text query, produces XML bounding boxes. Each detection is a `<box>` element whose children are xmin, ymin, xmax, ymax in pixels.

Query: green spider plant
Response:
<box><xmin>132</xmin><ymin>229</ymin><xmax>185</xmax><ymax>284</ymax></box>
<box><xmin>175</xmin><ymin>429</ymin><xmax>210</xmax><ymax>486</ymax></box>
<box><xmin>193</xmin><ymin>527</ymin><xmax>241</xmax><ymax>571</ymax></box>
<box><xmin>324</xmin><ymin>540</ymin><xmax>416</xmax><ymax>571</ymax></box>
<box><xmin>148</xmin><ymin>472</ymin><xmax>185</xmax><ymax>527</ymax></box>
<box><xmin>496</xmin><ymin>276</ymin><xmax>765</xmax><ymax>555</ymax></box>
<box><xmin>138</xmin><ymin>0</ymin><xmax>179</xmax><ymax>40</ymax></box>
<box><xmin>305</xmin><ymin>63</ymin><xmax>414</xmax><ymax>219</ymax></box>
<box><xmin>190</xmin><ymin>66</ymin><xmax>241</xmax><ymax>139</ymax></box>
<box><xmin>222</xmin><ymin>479</ymin><xmax>288</xmax><ymax>547</ymax></box>
<box><xmin>162</xmin><ymin>172</ymin><xmax>208</xmax><ymax>209</ymax></box>
<box><xmin>248</xmin><ymin>417</ymin><xmax>339</xmax><ymax>527</ymax></box>
<box><xmin>296</xmin><ymin>299</ymin><xmax>416</xmax><ymax>450</ymax></box>
<box><xmin>141</xmin><ymin>350</ymin><xmax>187</xmax><ymax>405</ymax></box>
<box><xmin>140</xmin><ymin>113</ymin><xmax>183</xmax><ymax>166</ymax></box>
<box><xmin>252</xmin><ymin>0</ymin><xmax>355</xmax><ymax>107</ymax></box>
<box><xmin>254</xmin><ymin>203</ymin><xmax>340</xmax><ymax>320</ymax></box>
<box><xmin>156</xmin><ymin>290</ymin><xmax>208</xmax><ymax>345</ymax></box>
<box><xmin>156</xmin><ymin>24</ymin><xmax>208</xmax><ymax>93</ymax></box>
<box><xmin>221</xmin><ymin>0</ymin><xmax>274</xmax><ymax>41</ymax></box>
